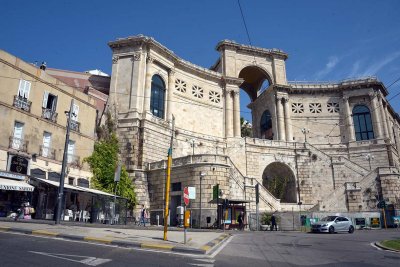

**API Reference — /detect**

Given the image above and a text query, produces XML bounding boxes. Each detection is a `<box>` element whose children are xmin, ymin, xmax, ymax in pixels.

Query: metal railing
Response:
<box><xmin>13</xmin><ymin>95</ymin><xmax>32</xmax><ymax>112</ymax></box>
<box><xmin>70</xmin><ymin>120</ymin><xmax>80</xmax><ymax>133</ymax></box>
<box><xmin>39</xmin><ymin>145</ymin><xmax>56</xmax><ymax>160</ymax></box>
<box><xmin>42</xmin><ymin>108</ymin><xmax>58</xmax><ymax>123</ymax></box>
<box><xmin>9</xmin><ymin>136</ymin><xmax>28</xmax><ymax>152</ymax></box>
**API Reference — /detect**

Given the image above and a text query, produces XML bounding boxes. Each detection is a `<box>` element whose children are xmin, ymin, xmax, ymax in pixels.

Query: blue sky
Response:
<box><xmin>1</xmin><ymin>0</ymin><xmax>399</xmax><ymax>122</ymax></box>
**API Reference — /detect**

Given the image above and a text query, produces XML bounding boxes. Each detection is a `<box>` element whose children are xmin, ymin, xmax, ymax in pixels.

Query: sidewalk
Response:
<box><xmin>0</xmin><ymin>220</ymin><xmax>229</xmax><ymax>254</ymax></box>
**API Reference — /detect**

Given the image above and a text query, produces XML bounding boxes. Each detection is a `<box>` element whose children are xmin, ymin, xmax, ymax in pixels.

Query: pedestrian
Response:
<box><xmin>139</xmin><ymin>205</ymin><xmax>147</xmax><ymax>227</ymax></box>
<box><xmin>271</xmin><ymin>214</ymin><xmax>277</xmax><ymax>231</ymax></box>
<box><xmin>238</xmin><ymin>211</ymin><xmax>244</xmax><ymax>231</ymax></box>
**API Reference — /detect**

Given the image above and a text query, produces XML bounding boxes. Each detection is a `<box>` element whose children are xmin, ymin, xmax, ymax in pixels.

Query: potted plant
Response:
<box><xmin>261</xmin><ymin>212</ymin><xmax>272</xmax><ymax>231</ymax></box>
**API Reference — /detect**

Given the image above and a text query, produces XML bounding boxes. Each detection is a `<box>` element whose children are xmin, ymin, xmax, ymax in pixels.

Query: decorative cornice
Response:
<box><xmin>215</xmin><ymin>39</ymin><xmax>288</xmax><ymax>60</ymax></box>
<box><xmin>132</xmin><ymin>52</ymin><xmax>141</xmax><ymax>61</ymax></box>
<box><xmin>112</xmin><ymin>56</ymin><xmax>119</xmax><ymax>64</ymax></box>
<box><xmin>222</xmin><ymin>76</ymin><xmax>244</xmax><ymax>87</ymax></box>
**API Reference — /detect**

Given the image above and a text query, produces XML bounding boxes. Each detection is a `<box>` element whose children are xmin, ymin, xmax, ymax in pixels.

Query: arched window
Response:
<box><xmin>150</xmin><ymin>75</ymin><xmax>165</xmax><ymax>119</ymax></box>
<box><xmin>352</xmin><ymin>105</ymin><xmax>374</xmax><ymax>141</ymax></box>
<box><xmin>260</xmin><ymin>110</ymin><xmax>273</xmax><ymax>140</ymax></box>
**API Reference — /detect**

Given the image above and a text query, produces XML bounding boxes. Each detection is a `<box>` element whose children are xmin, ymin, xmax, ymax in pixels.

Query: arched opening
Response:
<box><xmin>238</xmin><ymin>66</ymin><xmax>273</xmax><ymax>136</ymax></box>
<box><xmin>352</xmin><ymin>105</ymin><xmax>374</xmax><ymax>141</ymax></box>
<box><xmin>260</xmin><ymin>110</ymin><xmax>273</xmax><ymax>140</ymax></box>
<box><xmin>150</xmin><ymin>75</ymin><xmax>165</xmax><ymax>119</ymax></box>
<box><xmin>262</xmin><ymin>162</ymin><xmax>297</xmax><ymax>203</ymax></box>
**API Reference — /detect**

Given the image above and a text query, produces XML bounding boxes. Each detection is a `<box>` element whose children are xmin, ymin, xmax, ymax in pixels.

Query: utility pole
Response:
<box><xmin>199</xmin><ymin>172</ymin><xmax>206</xmax><ymax>228</ymax></box>
<box><xmin>164</xmin><ymin>115</ymin><xmax>175</xmax><ymax>241</ymax></box>
<box><xmin>55</xmin><ymin>99</ymin><xmax>74</xmax><ymax>224</ymax></box>
<box><xmin>113</xmin><ymin>164</ymin><xmax>121</xmax><ymax>224</ymax></box>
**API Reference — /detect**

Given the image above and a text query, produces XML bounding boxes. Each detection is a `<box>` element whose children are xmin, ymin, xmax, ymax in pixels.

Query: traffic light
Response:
<box><xmin>255</xmin><ymin>183</ymin><xmax>259</xmax><ymax>204</ymax></box>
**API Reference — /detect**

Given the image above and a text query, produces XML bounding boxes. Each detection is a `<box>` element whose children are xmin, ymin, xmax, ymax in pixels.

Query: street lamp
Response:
<box><xmin>365</xmin><ymin>154</ymin><xmax>375</xmax><ymax>170</ymax></box>
<box><xmin>199</xmin><ymin>171</ymin><xmax>206</xmax><ymax>228</ymax></box>
<box><xmin>301</xmin><ymin>128</ymin><xmax>310</xmax><ymax>143</ymax></box>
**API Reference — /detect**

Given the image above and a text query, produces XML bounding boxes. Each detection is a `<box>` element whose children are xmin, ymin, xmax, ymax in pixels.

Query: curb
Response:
<box><xmin>0</xmin><ymin>226</ymin><xmax>230</xmax><ymax>255</ymax></box>
<box><xmin>375</xmin><ymin>242</ymin><xmax>400</xmax><ymax>253</ymax></box>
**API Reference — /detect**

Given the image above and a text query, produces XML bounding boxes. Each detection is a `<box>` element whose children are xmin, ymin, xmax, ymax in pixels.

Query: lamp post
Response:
<box><xmin>199</xmin><ymin>172</ymin><xmax>206</xmax><ymax>228</ymax></box>
<box><xmin>365</xmin><ymin>154</ymin><xmax>375</xmax><ymax>170</ymax></box>
<box><xmin>301</xmin><ymin>128</ymin><xmax>310</xmax><ymax>143</ymax></box>
<box><xmin>55</xmin><ymin>99</ymin><xmax>74</xmax><ymax>224</ymax></box>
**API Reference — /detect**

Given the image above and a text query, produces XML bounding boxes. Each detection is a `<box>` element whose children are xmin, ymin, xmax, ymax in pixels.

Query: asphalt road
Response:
<box><xmin>216</xmin><ymin>230</ymin><xmax>400</xmax><ymax>267</ymax></box>
<box><xmin>1</xmin><ymin>230</ymin><xmax>399</xmax><ymax>266</ymax></box>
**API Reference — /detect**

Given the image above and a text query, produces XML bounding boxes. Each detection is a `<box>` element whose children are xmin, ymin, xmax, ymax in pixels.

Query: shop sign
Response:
<box><xmin>370</xmin><ymin>217</ymin><xmax>380</xmax><ymax>228</ymax></box>
<box><xmin>9</xmin><ymin>155</ymin><xmax>29</xmax><ymax>174</ymax></box>
<box><xmin>0</xmin><ymin>170</ymin><xmax>25</xmax><ymax>180</ymax></box>
<box><xmin>0</xmin><ymin>184</ymin><xmax>34</xmax><ymax>192</ymax></box>
<box><xmin>355</xmin><ymin>218</ymin><xmax>366</xmax><ymax>226</ymax></box>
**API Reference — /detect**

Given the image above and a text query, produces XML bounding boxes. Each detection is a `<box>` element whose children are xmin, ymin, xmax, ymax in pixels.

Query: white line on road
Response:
<box><xmin>29</xmin><ymin>251</ymin><xmax>112</xmax><ymax>266</ymax></box>
<box><xmin>208</xmin><ymin>235</ymin><xmax>234</xmax><ymax>258</ymax></box>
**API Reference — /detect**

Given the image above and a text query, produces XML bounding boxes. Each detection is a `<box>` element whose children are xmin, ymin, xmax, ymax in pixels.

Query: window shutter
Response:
<box><xmin>18</xmin><ymin>80</ymin><xmax>25</xmax><ymax>97</ymax></box>
<box><xmin>42</xmin><ymin>91</ymin><xmax>49</xmax><ymax>108</ymax></box>
<box><xmin>67</xmin><ymin>141</ymin><xmax>75</xmax><ymax>155</ymax></box>
<box><xmin>13</xmin><ymin>122</ymin><xmax>24</xmax><ymax>139</ymax></box>
<box><xmin>52</xmin><ymin>96</ymin><xmax>58</xmax><ymax>111</ymax></box>
<box><xmin>72</xmin><ymin>104</ymin><xmax>79</xmax><ymax>121</ymax></box>
<box><xmin>24</xmin><ymin>81</ymin><xmax>31</xmax><ymax>99</ymax></box>
<box><xmin>43</xmin><ymin>132</ymin><xmax>51</xmax><ymax>147</ymax></box>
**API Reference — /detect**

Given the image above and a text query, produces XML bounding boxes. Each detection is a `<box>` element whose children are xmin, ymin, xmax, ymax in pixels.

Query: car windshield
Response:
<box><xmin>321</xmin><ymin>216</ymin><xmax>337</xmax><ymax>222</ymax></box>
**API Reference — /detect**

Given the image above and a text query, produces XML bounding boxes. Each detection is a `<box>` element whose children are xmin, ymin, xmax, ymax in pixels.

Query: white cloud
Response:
<box><xmin>315</xmin><ymin>56</ymin><xmax>339</xmax><ymax>80</ymax></box>
<box><xmin>362</xmin><ymin>51</ymin><xmax>400</xmax><ymax>76</ymax></box>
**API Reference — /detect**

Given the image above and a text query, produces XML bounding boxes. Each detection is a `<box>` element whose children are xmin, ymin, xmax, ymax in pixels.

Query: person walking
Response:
<box><xmin>271</xmin><ymin>214</ymin><xmax>278</xmax><ymax>231</ymax></box>
<box><xmin>139</xmin><ymin>205</ymin><xmax>147</xmax><ymax>227</ymax></box>
<box><xmin>238</xmin><ymin>211</ymin><xmax>244</xmax><ymax>231</ymax></box>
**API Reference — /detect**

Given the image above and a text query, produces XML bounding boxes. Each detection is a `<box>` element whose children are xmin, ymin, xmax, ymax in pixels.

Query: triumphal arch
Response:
<box><xmin>108</xmin><ymin>35</ymin><xmax>400</xmax><ymax>227</ymax></box>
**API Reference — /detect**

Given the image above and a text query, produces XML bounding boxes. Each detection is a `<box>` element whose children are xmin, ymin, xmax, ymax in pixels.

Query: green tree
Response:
<box><xmin>84</xmin><ymin>113</ymin><xmax>136</xmax><ymax>208</ymax></box>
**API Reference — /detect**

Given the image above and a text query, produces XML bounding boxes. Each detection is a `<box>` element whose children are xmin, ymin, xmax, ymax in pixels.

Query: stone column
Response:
<box><xmin>233</xmin><ymin>89</ymin><xmax>241</xmax><ymax>137</ymax></box>
<box><xmin>283</xmin><ymin>96</ymin><xmax>293</xmax><ymax>141</ymax></box>
<box><xmin>378</xmin><ymin>93</ymin><xmax>389</xmax><ymax>139</ymax></box>
<box><xmin>343</xmin><ymin>96</ymin><xmax>355</xmax><ymax>141</ymax></box>
<box><xmin>167</xmin><ymin>69</ymin><xmax>175</xmax><ymax>121</ymax></box>
<box><xmin>369</xmin><ymin>92</ymin><xmax>382</xmax><ymax>139</ymax></box>
<box><xmin>276</xmin><ymin>96</ymin><xmax>285</xmax><ymax>141</ymax></box>
<box><xmin>144</xmin><ymin>55</ymin><xmax>154</xmax><ymax>113</ymax></box>
<box><xmin>225</xmin><ymin>89</ymin><xmax>234</xmax><ymax>138</ymax></box>
<box><xmin>384</xmin><ymin>103</ymin><xmax>393</xmax><ymax>141</ymax></box>
<box><xmin>395</xmin><ymin>125</ymin><xmax>400</xmax><ymax>153</ymax></box>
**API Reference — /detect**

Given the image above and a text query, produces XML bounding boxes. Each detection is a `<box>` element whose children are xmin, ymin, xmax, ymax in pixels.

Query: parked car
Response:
<box><xmin>311</xmin><ymin>216</ymin><xmax>354</xmax><ymax>234</ymax></box>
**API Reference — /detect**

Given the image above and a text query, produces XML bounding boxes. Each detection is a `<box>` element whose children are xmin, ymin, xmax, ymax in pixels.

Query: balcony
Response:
<box><xmin>67</xmin><ymin>154</ymin><xmax>81</xmax><ymax>167</ymax></box>
<box><xmin>42</xmin><ymin>108</ymin><xmax>58</xmax><ymax>123</ymax></box>
<box><xmin>13</xmin><ymin>95</ymin><xmax>32</xmax><ymax>112</ymax></box>
<box><xmin>70</xmin><ymin>120</ymin><xmax>80</xmax><ymax>133</ymax></box>
<box><xmin>9</xmin><ymin>137</ymin><xmax>28</xmax><ymax>152</ymax></box>
<box><xmin>39</xmin><ymin>145</ymin><xmax>56</xmax><ymax>160</ymax></box>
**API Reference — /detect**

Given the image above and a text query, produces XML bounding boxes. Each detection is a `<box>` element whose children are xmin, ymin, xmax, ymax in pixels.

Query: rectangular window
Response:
<box><xmin>67</xmin><ymin>140</ymin><xmax>75</xmax><ymax>163</ymax></box>
<box><xmin>12</xmin><ymin>121</ymin><xmax>24</xmax><ymax>150</ymax></box>
<box><xmin>68</xmin><ymin>177</ymin><xmax>75</xmax><ymax>185</ymax></box>
<box><xmin>18</xmin><ymin>79</ymin><xmax>31</xmax><ymax>99</ymax></box>
<box><xmin>171</xmin><ymin>182</ymin><xmax>182</xmax><ymax>192</ymax></box>
<box><xmin>42</xmin><ymin>132</ymin><xmax>52</xmax><ymax>157</ymax></box>
<box><xmin>42</xmin><ymin>91</ymin><xmax>58</xmax><ymax>110</ymax></box>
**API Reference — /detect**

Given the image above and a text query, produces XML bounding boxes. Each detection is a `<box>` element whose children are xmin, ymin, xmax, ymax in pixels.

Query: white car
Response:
<box><xmin>311</xmin><ymin>216</ymin><xmax>354</xmax><ymax>234</ymax></box>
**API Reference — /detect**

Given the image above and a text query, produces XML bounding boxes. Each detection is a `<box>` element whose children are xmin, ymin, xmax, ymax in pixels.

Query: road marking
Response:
<box><xmin>209</xmin><ymin>235</ymin><xmax>234</xmax><ymax>258</ymax></box>
<box><xmin>189</xmin><ymin>264</ymin><xmax>213</xmax><ymax>267</ymax></box>
<box><xmin>194</xmin><ymin>258</ymin><xmax>215</xmax><ymax>263</ymax></box>
<box><xmin>370</xmin><ymin>242</ymin><xmax>382</xmax><ymax>250</ymax></box>
<box><xmin>29</xmin><ymin>251</ymin><xmax>111</xmax><ymax>266</ymax></box>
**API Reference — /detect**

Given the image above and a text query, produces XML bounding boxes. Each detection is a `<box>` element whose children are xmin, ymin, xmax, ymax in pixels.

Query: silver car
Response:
<box><xmin>311</xmin><ymin>216</ymin><xmax>354</xmax><ymax>234</ymax></box>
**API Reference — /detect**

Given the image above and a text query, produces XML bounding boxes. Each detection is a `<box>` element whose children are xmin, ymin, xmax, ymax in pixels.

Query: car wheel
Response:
<box><xmin>329</xmin><ymin>226</ymin><xmax>334</xmax><ymax>234</ymax></box>
<box><xmin>348</xmin><ymin>226</ymin><xmax>354</xmax><ymax>234</ymax></box>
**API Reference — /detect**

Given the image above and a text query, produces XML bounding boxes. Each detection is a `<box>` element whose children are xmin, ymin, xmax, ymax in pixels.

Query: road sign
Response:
<box><xmin>183</xmin><ymin>187</ymin><xmax>190</xmax><ymax>205</ymax></box>
<box><xmin>377</xmin><ymin>200</ymin><xmax>386</xmax><ymax>209</ymax></box>
<box><xmin>188</xmin><ymin>187</ymin><xmax>196</xmax><ymax>199</ymax></box>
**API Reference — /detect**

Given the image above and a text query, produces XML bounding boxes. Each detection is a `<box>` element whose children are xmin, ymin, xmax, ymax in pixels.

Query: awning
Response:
<box><xmin>31</xmin><ymin>177</ymin><xmax>115</xmax><ymax>197</ymax></box>
<box><xmin>208</xmin><ymin>198</ymin><xmax>251</xmax><ymax>204</ymax></box>
<box><xmin>0</xmin><ymin>177</ymin><xmax>34</xmax><ymax>192</ymax></box>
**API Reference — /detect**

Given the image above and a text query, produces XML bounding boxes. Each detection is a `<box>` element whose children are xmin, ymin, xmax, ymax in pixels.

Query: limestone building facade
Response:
<box><xmin>0</xmin><ymin>50</ymin><xmax>97</xmax><ymax>219</ymax></box>
<box><xmin>108</xmin><ymin>35</ymin><xmax>400</xmax><ymax>227</ymax></box>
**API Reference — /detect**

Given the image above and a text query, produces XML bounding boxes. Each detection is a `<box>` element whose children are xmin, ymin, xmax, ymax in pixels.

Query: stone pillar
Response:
<box><xmin>369</xmin><ymin>92</ymin><xmax>382</xmax><ymax>139</ymax></box>
<box><xmin>225</xmin><ymin>89</ymin><xmax>234</xmax><ymax>137</ymax></box>
<box><xmin>167</xmin><ymin>69</ymin><xmax>175</xmax><ymax>121</ymax></box>
<box><xmin>384</xmin><ymin>103</ymin><xmax>393</xmax><ymax>141</ymax></box>
<box><xmin>283</xmin><ymin>96</ymin><xmax>292</xmax><ymax>141</ymax></box>
<box><xmin>144</xmin><ymin>55</ymin><xmax>154</xmax><ymax>113</ymax></box>
<box><xmin>395</xmin><ymin>125</ymin><xmax>400</xmax><ymax>153</ymax></box>
<box><xmin>276</xmin><ymin>96</ymin><xmax>285</xmax><ymax>141</ymax></box>
<box><xmin>343</xmin><ymin>96</ymin><xmax>355</xmax><ymax>142</ymax></box>
<box><xmin>233</xmin><ymin>89</ymin><xmax>241</xmax><ymax>137</ymax></box>
<box><xmin>380</xmin><ymin>97</ymin><xmax>389</xmax><ymax>140</ymax></box>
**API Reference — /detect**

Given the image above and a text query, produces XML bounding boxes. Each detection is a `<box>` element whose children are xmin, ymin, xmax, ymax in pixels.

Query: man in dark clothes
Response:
<box><xmin>271</xmin><ymin>214</ymin><xmax>277</xmax><ymax>231</ymax></box>
<box><xmin>238</xmin><ymin>212</ymin><xmax>244</xmax><ymax>230</ymax></box>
